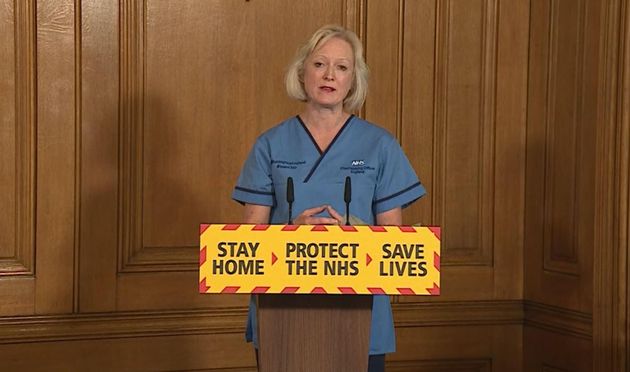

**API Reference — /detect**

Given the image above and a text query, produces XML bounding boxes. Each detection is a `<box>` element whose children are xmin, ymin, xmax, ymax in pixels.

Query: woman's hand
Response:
<box><xmin>293</xmin><ymin>205</ymin><xmax>343</xmax><ymax>225</ymax></box>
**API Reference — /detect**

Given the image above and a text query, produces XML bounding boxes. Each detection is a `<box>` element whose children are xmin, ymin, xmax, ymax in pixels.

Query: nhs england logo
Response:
<box><xmin>351</xmin><ymin>160</ymin><xmax>365</xmax><ymax>166</ymax></box>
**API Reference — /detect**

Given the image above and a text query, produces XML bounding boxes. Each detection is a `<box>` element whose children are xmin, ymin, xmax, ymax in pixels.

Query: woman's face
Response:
<box><xmin>302</xmin><ymin>37</ymin><xmax>354</xmax><ymax>111</ymax></box>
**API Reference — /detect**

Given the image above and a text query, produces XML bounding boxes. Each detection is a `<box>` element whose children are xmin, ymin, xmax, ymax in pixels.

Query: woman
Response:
<box><xmin>232</xmin><ymin>24</ymin><xmax>426</xmax><ymax>372</ymax></box>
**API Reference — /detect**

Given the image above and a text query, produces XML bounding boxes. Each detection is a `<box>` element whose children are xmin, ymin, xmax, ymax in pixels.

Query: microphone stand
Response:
<box><xmin>287</xmin><ymin>177</ymin><xmax>294</xmax><ymax>224</ymax></box>
<box><xmin>344</xmin><ymin>176</ymin><xmax>351</xmax><ymax>226</ymax></box>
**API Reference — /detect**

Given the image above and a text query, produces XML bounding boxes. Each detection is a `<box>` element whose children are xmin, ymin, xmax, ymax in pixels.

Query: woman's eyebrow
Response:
<box><xmin>311</xmin><ymin>55</ymin><xmax>352</xmax><ymax>63</ymax></box>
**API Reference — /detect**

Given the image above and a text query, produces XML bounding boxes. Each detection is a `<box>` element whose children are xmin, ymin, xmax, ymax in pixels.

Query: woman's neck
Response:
<box><xmin>300</xmin><ymin>106</ymin><xmax>350</xmax><ymax>133</ymax></box>
<box><xmin>299</xmin><ymin>106</ymin><xmax>352</xmax><ymax>153</ymax></box>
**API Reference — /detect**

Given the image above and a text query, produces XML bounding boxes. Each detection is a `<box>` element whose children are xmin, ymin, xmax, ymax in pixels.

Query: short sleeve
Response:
<box><xmin>373</xmin><ymin>136</ymin><xmax>426</xmax><ymax>214</ymax></box>
<box><xmin>232</xmin><ymin>136</ymin><xmax>276</xmax><ymax>206</ymax></box>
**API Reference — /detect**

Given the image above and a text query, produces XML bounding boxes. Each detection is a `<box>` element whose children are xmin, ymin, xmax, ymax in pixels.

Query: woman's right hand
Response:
<box><xmin>293</xmin><ymin>205</ymin><xmax>343</xmax><ymax>225</ymax></box>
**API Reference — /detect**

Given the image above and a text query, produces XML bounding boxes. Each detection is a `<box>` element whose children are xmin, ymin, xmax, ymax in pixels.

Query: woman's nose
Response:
<box><xmin>324</xmin><ymin>67</ymin><xmax>335</xmax><ymax>80</ymax></box>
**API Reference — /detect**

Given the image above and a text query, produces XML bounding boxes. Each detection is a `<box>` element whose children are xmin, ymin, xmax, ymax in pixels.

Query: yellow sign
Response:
<box><xmin>199</xmin><ymin>224</ymin><xmax>440</xmax><ymax>295</ymax></box>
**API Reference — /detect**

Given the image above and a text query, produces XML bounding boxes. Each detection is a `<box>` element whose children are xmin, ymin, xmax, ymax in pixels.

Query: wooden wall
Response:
<box><xmin>523</xmin><ymin>0</ymin><xmax>600</xmax><ymax>370</ymax></box>
<box><xmin>525</xmin><ymin>0</ymin><xmax>629</xmax><ymax>371</ymax></box>
<box><xmin>0</xmin><ymin>0</ymin><xmax>628</xmax><ymax>371</ymax></box>
<box><xmin>371</xmin><ymin>0</ymin><xmax>528</xmax><ymax>369</ymax></box>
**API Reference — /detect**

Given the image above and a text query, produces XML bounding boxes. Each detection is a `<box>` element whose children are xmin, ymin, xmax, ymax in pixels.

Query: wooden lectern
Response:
<box><xmin>257</xmin><ymin>294</ymin><xmax>372</xmax><ymax>372</ymax></box>
<box><xmin>200</xmin><ymin>223</ymin><xmax>440</xmax><ymax>370</ymax></box>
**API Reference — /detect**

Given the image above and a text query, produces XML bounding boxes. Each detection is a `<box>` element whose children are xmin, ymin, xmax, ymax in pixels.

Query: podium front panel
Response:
<box><xmin>257</xmin><ymin>294</ymin><xmax>371</xmax><ymax>372</ymax></box>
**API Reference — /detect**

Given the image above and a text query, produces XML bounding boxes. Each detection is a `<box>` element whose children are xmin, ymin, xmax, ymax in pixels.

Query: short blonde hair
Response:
<box><xmin>285</xmin><ymin>25</ymin><xmax>368</xmax><ymax>113</ymax></box>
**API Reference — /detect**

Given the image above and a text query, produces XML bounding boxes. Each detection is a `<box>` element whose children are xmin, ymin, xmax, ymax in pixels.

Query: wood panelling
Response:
<box><xmin>0</xmin><ymin>277</ymin><xmax>34</xmax><ymax>316</ymax></box>
<box><xmin>524</xmin><ymin>301</ymin><xmax>591</xmax><ymax>340</ymax></box>
<box><xmin>80</xmin><ymin>0</ymin><xmax>363</xmax><ymax>312</ymax></box>
<box><xmin>79</xmin><ymin>0</ymin><xmax>120</xmax><ymax>313</ymax></box>
<box><xmin>623</xmin><ymin>0</ymin><xmax>630</xmax><ymax>366</ymax></box>
<box><xmin>1</xmin><ymin>0</ymin><xmax>628</xmax><ymax>370</ymax></box>
<box><xmin>387</xmin><ymin>358</ymin><xmax>491</xmax><ymax>372</ymax></box>
<box><xmin>0</xmin><ymin>301</ymin><xmax>518</xmax><ymax>370</ymax></box>
<box><xmin>399</xmin><ymin>0</ymin><xmax>436</xmax><ymax>228</ymax></box>
<box><xmin>0</xmin><ymin>333</ymin><xmax>257</xmax><ymax>371</ymax></box>
<box><xmin>525</xmin><ymin>0</ymin><xmax>604</xmax><ymax>370</ymax></box>
<box><xmin>524</xmin><ymin>327</ymin><xmax>591</xmax><ymax>372</ymax></box>
<box><xmin>118</xmin><ymin>0</ymin><xmax>351</xmax><ymax>274</ymax></box>
<box><xmin>593</xmin><ymin>0</ymin><xmax>630</xmax><ymax>370</ymax></box>
<box><xmin>0</xmin><ymin>0</ymin><xmax>36</xmax><ymax>316</ymax></box>
<box><xmin>0</xmin><ymin>0</ymin><xmax>35</xmax><ymax>276</ymax></box>
<box><xmin>119</xmin><ymin>0</ymin><xmax>148</xmax><ymax>273</ymax></box>
<box><xmin>394</xmin><ymin>300</ymin><xmax>522</xmax><ymax>327</ymax></box>
<box><xmin>35</xmin><ymin>0</ymin><xmax>77</xmax><ymax>315</ymax></box>
<box><xmin>392</xmin><ymin>325</ymin><xmax>521</xmax><ymax>371</ymax></box>
<box><xmin>0</xmin><ymin>1</ymin><xmax>16</xmax><ymax>261</ymax></box>
<box><xmin>0</xmin><ymin>308</ymin><xmax>247</xmax><ymax>344</ymax></box>
<box><xmin>399</xmin><ymin>0</ymin><xmax>529</xmax><ymax>302</ymax></box>
<box><xmin>0</xmin><ymin>0</ymin><xmax>79</xmax><ymax>317</ymax></box>
<box><xmin>541</xmin><ymin>0</ymin><xmax>587</xmax><ymax>276</ymax></box>
<box><xmin>525</xmin><ymin>0</ymin><xmax>600</xmax><ymax>310</ymax></box>
<box><xmin>436</xmin><ymin>0</ymin><xmax>497</xmax><ymax>267</ymax></box>
<box><xmin>491</xmin><ymin>0</ymin><xmax>530</xmax><ymax>300</ymax></box>
<box><xmin>364</xmin><ymin>0</ymin><xmax>401</xmax><ymax>136</ymax></box>
<box><xmin>541</xmin><ymin>366</ymin><xmax>570</xmax><ymax>372</ymax></box>
<box><xmin>376</xmin><ymin>0</ymin><xmax>506</xmax><ymax>267</ymax></box>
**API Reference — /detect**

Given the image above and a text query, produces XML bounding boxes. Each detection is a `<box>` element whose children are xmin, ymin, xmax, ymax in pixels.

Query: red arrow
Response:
<box><xmin>366</xmin><ymin>253</ymin><xmax>372</xmax><ymax>266</ymax></box>
<box><xmin>271</xmin><ymin>252</ymin><xmax>278</xmax><ymax>265</ymax></box>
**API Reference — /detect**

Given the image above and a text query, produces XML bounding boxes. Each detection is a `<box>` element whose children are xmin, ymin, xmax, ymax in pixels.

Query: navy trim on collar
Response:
<box><xmin>297</xmin><ymin>116</ymin><xmax>324</xmax><ymax>155</ymax></box>
<box><xmin>297</xmin><ymin>114</ymin><xmax>355</xmax><ymax>183</ymax></box>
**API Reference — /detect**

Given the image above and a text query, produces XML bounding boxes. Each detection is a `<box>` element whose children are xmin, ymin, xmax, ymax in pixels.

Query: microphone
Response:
<box><xmin>287</xmin><ymin>177</ymin><xmax>294</xmax><ymax>224</ymax></box>
<box><xmin>344</xmin><ymin>176</ymin><xmax>351</xmax><ymax>225</ymax></box>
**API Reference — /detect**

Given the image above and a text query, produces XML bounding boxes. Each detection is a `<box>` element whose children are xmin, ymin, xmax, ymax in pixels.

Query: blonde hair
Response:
<box><xmin>285</xmin><ymin>25</ymin><xmax>368</xmax><ymax>113</ymax></box>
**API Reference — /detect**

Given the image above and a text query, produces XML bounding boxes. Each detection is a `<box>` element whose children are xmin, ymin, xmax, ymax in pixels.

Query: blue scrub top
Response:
<box><xmin>232</xmin><ymin>115</ymin><xmax>426</xmax><ymax>355</ymax></box>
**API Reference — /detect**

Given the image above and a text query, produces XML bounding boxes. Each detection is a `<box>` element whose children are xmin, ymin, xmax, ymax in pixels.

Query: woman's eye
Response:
<box><xmin>314</xmin><ymin>62</ymin><xmax>323</xmax><ymax>67</ymax></box>
<box><xmin>338</xmin><ymin>65</ymin><xmax>348</xmax><ymax>71</ymax></box>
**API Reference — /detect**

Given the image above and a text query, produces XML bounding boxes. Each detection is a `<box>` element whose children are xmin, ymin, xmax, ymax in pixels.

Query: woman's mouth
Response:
<box><xmin>320</xmin><ymin>86</ymin><xmax>336</xmax><ymax>92</ymax></box>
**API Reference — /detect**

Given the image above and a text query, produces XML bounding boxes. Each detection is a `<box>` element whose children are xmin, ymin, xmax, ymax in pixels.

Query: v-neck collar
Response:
<box><xmin>296</xmin><ymin>114</ymin><xmax>354</xmax><ymax>183</ymax></box>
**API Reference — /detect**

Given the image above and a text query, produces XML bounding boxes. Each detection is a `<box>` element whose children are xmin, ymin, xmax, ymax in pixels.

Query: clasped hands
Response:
<box><xmin>293</xmin><ymin>205</ymin><xmax>344</xmax><ymax>225</ymax></box>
